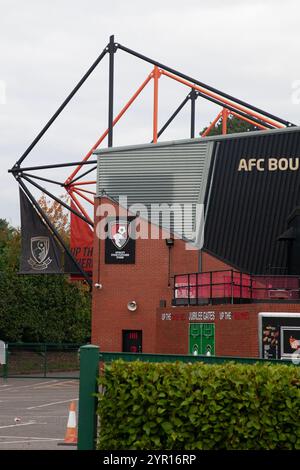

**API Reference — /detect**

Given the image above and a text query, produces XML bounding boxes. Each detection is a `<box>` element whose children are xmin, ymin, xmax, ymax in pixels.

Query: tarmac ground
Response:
<box><xmin>0</xmin><ymin>373</ymin><xmax>79</xmax><ymax>450</ymax></box>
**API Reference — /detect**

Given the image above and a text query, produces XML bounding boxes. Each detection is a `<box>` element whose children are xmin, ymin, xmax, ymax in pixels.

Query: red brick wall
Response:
<box><xmin>202</xmin><ymin>251</ymin><xmax>233</xmax><ymax>272</ymax></box>
<box><xmin>156</xmin><ymin>304</ymin><xmax>300</xmax><ymax>357</ymax></box>
<box><xmin>92</xmin><ymin>197</ymin><xmax>198</xmax><ymax>352</ymax></box>
<box><xmin>91</xmin><ymin>197</ymin><xmax>300</xmax><ymax>357</ymax></box>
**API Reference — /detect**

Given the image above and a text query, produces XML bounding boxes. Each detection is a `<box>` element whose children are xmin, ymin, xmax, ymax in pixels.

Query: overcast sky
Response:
<box><xmin>1</xmin><ymin>0</ymin><xmax>300</xmax><ymax>226</ymax></box>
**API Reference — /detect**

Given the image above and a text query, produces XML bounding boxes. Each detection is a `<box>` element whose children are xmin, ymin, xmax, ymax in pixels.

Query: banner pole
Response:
<box><xmin>13</xmin><ymin>46</ymin><xmax>108</xmax><ymax>169</ymax></box>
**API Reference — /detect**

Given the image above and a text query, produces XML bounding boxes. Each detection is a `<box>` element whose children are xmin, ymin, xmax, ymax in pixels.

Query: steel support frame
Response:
<box><xmin>13</xmin><ymin>46</ymin><xmax>109</xmax><ymax>170</ymax></box>
<box><xmin>202</xmin><ymin>105</ymin><xmax>269</xmax><ymax>138</ymax></box>
<box><xmin>65</xmin><ymin>71</ymin><xmax>153</xmax><ymax>185</ymax></box>
<box><xmin>152</xmin><ymin>66</ymin><xmax>160</xmax><ymax>143</ymax></box>
<box><xmin>222</xmin><ymin>108</ymin><xmax>228</xmax><ymax>135</ymax></box>
<box><xmin>160</xmin><ymin>69</ymin><xmax>285</xmax><ymax>129</ymax></box>
<box><xmin>201</xmin><ymin>111</ymin><xmax>223</xmax><ymax>137</ymax></box>
<box><xmin>229</xmin><ymin>110</ymin><xmax>268</xmax><ymax>130</ymax></box>
<box><xmin>10</xmin><ymin>34</ymin><xmax>296</xmax><ymax>260</ymax></box>
<box><xmin>190</xmin><ymin>88</ymin><xmax>197</xmax><ymax>138</ymax></box>
<box><xmin>71</xmin><ymin>188</ymin><xmax>95</xmax><ymax>206</ymax></box>
<box><xmin>68</xmin><ymin>189</ymin><xmax>93</xmax><ymax>224</ymax></box>
<box><xmin>21</xmin><ymin>174</ymin><xmax>93</xmax><ymax>226</ymax></box>
<box><xmin>117</xmin><ymin>42</ymin><xmax>295</xmax><ymax>127</ymax></box>
<box><xmin>108</xmin><ymin>35</ymin><xmax>115</xmax><ymax>148</ymax></box>
<box><xmin>11</xmin><ymin>34</ymin><xmax>292</xmax><ymax>182</ymax></box>
<box><xmin>54</xmin><ymin>44</ymin><xmax>291</xmax><ymax>214</ymax></box>
<box><xmin>194</xmin><ymin>90</ymin><xmax>274</xmax><ymax>129</ymax></box>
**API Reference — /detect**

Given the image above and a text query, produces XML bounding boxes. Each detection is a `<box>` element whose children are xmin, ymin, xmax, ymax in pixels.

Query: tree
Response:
<box><xmin>0</xmin><ymin>228</ymin><xmax>21</xmax><ymax>272</ymax></box>
<box><xmin>201</xmin><ymin>114</ymin><xmax>260</xmax><ymax>137</ymax></box>
<box><xmin>38</xmin><ymin>194</ymin><xmax>70</xmax><ymax>243</ymax></box>
<box><xmin>0</xmin><ymin>219</ymin><xmax>14</xmax><ymax>256</ymax></box>
<box><xmin>0</xmin><ymin>273</ymin><xmax>91</xmax><ymax>343</ymax></box>
<box><xmin>0</xmin><ymin>218</ymin><xmax>91</xmax><ymax>343</ymax></box>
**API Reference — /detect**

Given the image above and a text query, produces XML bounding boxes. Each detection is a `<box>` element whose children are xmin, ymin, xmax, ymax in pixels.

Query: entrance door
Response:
<box><xmin>189</xmin><ymin>323</ymin><xmax>215</xmax><ymax>355</ymax></box>
<box><xmin>122</xmin><ymin>330</ymin><xmax>142</xmax><ymax>353</ymax></box>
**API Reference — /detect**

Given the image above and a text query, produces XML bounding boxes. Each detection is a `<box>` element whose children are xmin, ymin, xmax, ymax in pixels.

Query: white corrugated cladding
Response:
<box><xmin>95</xmin><ymin>139</ymin><xmax>214</xmax><ymax>242</ymax></box>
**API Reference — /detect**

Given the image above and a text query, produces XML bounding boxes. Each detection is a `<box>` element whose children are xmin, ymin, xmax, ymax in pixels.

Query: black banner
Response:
<box><xmin>105</xmin><ymin>217</ymin><xmax>136</xmax><ymax>264</ymax></box>
<box><xmin>19</xmin><ymin>189</ymin><xmax>80</xmax><ymax>275</ymax></box>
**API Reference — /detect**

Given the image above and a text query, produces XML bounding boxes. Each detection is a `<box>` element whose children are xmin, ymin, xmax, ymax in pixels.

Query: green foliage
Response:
<box><xmin>0</xmin><ymin>228</ymin><xmax>21</xmax><ymax>272</ymax></box>
<box><xmin>0</xmin><ymin>219</ymin><xmax>91</xmax><ymax>343</ymax></box>
<box><xmin>0</xmin><ymin>273</ymin><xmax>91</xmax><ymax>343</ymax></box>
<box><xmin>0</xmin><ymin>219</ymin><xmax>15</xmax><ymax>265</ymax></box>
<box><xmin>96</xmin><ymin>361</ymin><xmax>300</xmax><ymax>450</ymax></box>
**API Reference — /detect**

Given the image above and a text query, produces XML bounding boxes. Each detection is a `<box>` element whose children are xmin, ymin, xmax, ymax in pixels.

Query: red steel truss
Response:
<box><xmin>63</xmin><ymin>66</ymin><xmax>285</xmax><ymax>219</ymax></box>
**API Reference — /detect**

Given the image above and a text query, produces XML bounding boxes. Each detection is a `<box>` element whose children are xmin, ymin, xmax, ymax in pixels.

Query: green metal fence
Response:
<box><xmin>77</xmin><ymin>346</ymin><xmax>300</xmax><ymax>451</ymax></box>
<box><xmin>0</xmin><ymin>342</ymin><xmax>82</xmax><ymax>379</ymax></box>
<box><xmin>98</xmin><ymin>351</ymin><xmax>300</xmax><ymax>365</ymax></box>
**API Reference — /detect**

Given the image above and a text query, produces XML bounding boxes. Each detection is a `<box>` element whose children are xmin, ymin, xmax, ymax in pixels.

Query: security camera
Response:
<box><xmin>94</xmin><ymin>283</ymin><xmax>102</xmax><ymax>289</ymax></box>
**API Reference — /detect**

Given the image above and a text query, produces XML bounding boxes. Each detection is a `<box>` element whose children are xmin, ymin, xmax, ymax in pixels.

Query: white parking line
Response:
<box><xmin>33</xmin><ymin>381</ymin><xmax>78</xmax><ymax>390</ymax></box>
<box><xmin>0</xmin><ymin>421</ymin><xmax>37</xmax><ymax>429</ymax></box>
<box><xmin>0</xmin><ymin>414</ymin><xmax>68</xmax><ymax>419</ymax></box>
<box><xmin>0</xmin><ymin>438</ymin><xmax>63</xmax><ymax>445</ymax></box>
<box><xmin>27</xmin><ymin>398</ymin><xmax>78</xmax><ymax>410</ymax></box>
<box><xmin>0</xmin><ymin>380</ymin><xmax>58</xmax><ymax>392</ymax></box>
<box><xmin>0</xmin><ymin>435</ymin><xmax>61</xmax><ymax>439</ymax></box>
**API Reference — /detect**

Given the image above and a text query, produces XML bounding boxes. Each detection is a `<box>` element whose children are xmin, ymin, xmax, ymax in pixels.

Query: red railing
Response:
<box><xmin>173</xmin><ymin>270</ymin><xmax>300</xmax><ymax>305</ymax></box>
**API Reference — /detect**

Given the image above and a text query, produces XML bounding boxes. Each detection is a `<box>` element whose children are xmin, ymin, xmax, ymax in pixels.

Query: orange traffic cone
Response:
<box><xmin>58</xmin><ymin>401</ymin><xmax>78</xmax><ymax>446</ymax></box>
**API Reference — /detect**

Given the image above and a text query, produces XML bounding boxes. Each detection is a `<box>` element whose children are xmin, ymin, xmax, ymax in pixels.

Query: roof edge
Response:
<box><xmin>94</xmin><ymin>126</ymin><xmax>300</xmax><ymax>156</ymax></box>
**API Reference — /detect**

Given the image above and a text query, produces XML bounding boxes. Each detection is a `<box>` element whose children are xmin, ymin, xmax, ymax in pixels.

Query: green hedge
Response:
<box><xmin>96</xmin><ymin>360</ymin><xmax>300</xmax><ymax>450</ymax></box>
<box><xmin>0</xmin><ymin>272</ymin><xmax>91</xmax><ymax>343</ymax></box>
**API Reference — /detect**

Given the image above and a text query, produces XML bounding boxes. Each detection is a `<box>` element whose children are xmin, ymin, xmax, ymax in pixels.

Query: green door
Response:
<box><xmin>189</xmin><ymin>323</ymin><xmax>215</xmax><ymax>355</ymax></box>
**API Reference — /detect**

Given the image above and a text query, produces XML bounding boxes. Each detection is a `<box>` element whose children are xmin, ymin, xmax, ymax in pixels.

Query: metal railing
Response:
<box><xmin>173</xmin><ymin>269</ymin><xmax>300</xmax><ymax>305</ymax></box>
<box><xmin>0</xmin><ymin>342</ymin><xmax>82</xmax><ymax>379</ymax></box>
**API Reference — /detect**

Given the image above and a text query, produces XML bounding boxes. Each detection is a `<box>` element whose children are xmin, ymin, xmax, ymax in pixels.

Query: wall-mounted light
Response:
<box><xmin>127</xmin><ymin>300</ymin><xmax>137</xmax><ymax>312</ymax></box>
<box><xmin>165</xmin><ymin>238</ymin><xmax>174</xmax><ymax>247</ymax></box>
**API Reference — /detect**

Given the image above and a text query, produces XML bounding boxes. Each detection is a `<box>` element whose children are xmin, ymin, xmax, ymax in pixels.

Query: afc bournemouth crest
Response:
<box><xmin>28</xmin><ymin>236</ymin><xmax>52</xmax><ymax>270</ymax></box>
<box><xmin>109</xmin><ymin>221</ymin><xmax>131</xmax><ymax>249</ymax></box>
<box><xmin>105</xmin><ymin>217</ymin><xmax>136</xmax><ymax>264</ymax></box>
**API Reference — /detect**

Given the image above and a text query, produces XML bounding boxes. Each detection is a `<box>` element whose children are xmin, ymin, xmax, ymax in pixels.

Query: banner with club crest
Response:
<box><xmin>105</xmin><ymin>216</ymin><xmax>136</xmax><ymax>264</ymax></box>
<box><xmin>19</xmin><ymin>189</ymin><xmax>66</xmax><ymax>274</ymax></box>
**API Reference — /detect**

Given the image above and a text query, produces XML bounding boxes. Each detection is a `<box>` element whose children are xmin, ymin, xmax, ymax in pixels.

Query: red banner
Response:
<box><xmin>70</xmin><ymin>202</ymin><xmax>93</xmax><ymax>279</ymax></box>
